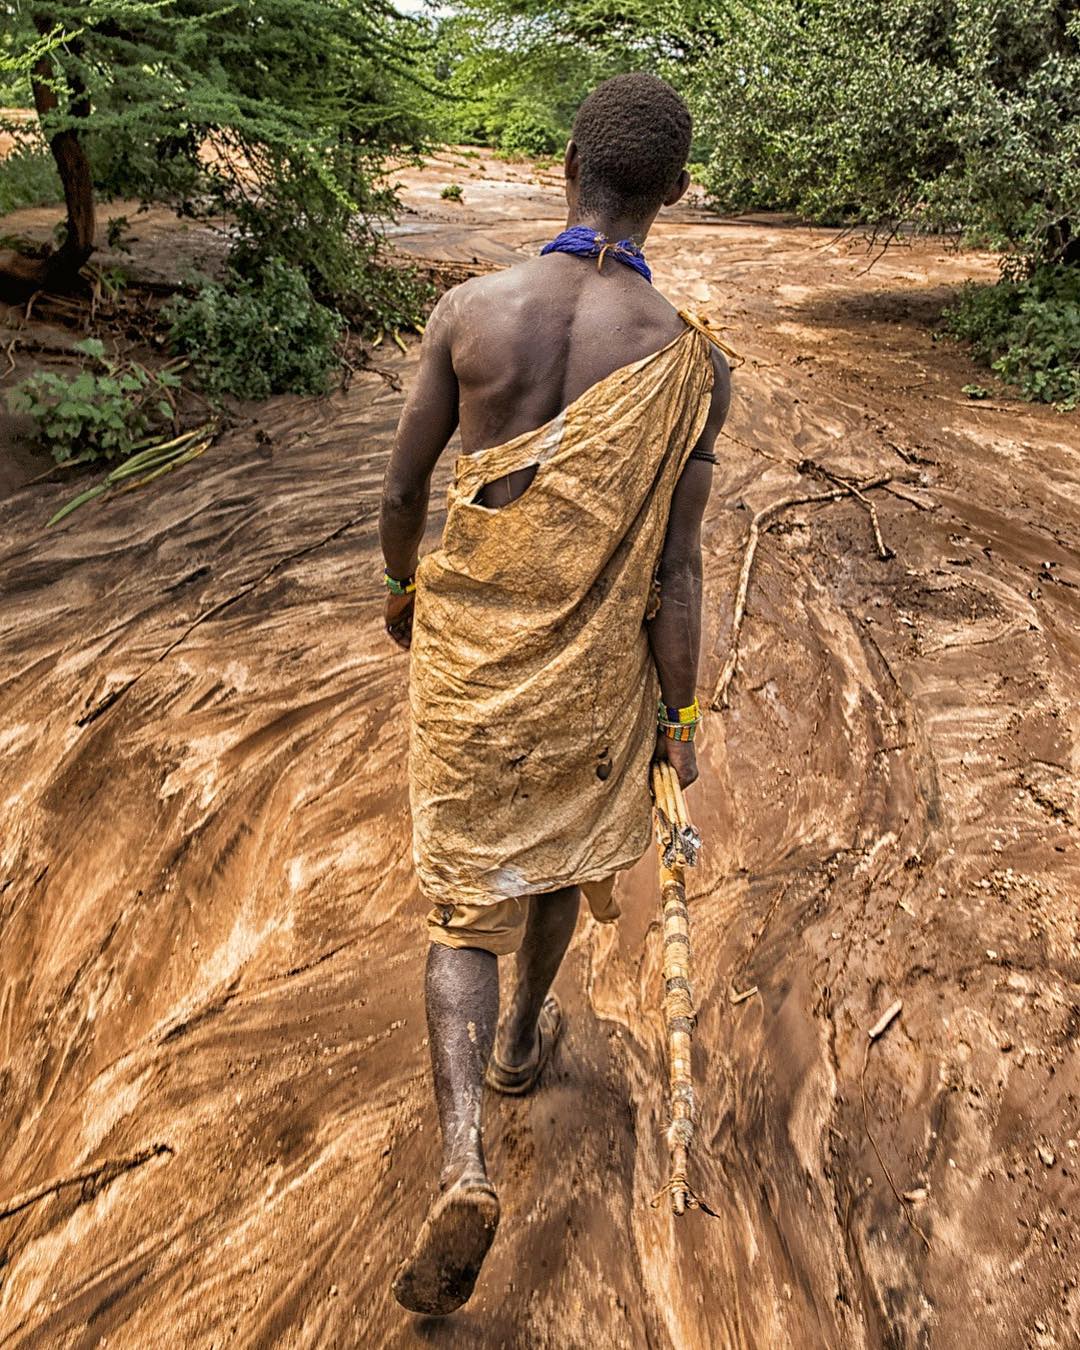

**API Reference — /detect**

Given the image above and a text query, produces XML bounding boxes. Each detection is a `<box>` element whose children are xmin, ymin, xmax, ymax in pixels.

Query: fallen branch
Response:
<box><xmin>710</xmin><ymin>474</ymin><xmax>891</xmax><ymax>709</ymax></box>
<box><xmin>0</xmin><ymin>1143</ymin><xmax>172</xmax><ymax>1221</ymax></box>
<box><xmin>798</xmin><ymin>459</ymin><xmax>894</xmax><ymax>560</ymax></box>
<box><xmin>883</xmin><ymin>482</ymin><xmax>936</xmax><ymax>512</ymax></box>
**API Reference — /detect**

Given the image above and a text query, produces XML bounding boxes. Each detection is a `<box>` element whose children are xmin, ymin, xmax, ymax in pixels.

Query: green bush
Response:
<box><xmin>0</xmin><ymin>146</ymin><xmax>63</xmax><ymax>215</ymax></box>
<box><xmin>6</xmin><ymin>338</ymin><xmax>181</xmax><ymax>463</ymax></box>
<box><xmin>441</xmin><ymin>182</ymin><xmax>464</xmax><ymax>201</ymax></box>
<box><xmin>164</xmin><ymin>258</ymin><xmax>345</xmax><ymax>402</ymax></box>
<box><xmin>944</xmin><ymin>266</ymin><xmax>1080</xmax><ymax>409</ymax></box>
<box><xmin>498</xmin><ymin>106</ymin><xmax>563</xmax><ymax>158</ymax></box>
<box><xmin>691</xmin><ymin>0</ymin><xmax>1080</xmax><ymax>268</ymax></box>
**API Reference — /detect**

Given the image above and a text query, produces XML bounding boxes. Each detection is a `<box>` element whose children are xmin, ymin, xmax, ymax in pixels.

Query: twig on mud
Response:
<box><xmin>77</xmin><ymin>507</ymin><xmax>377</xmax><ymax>727</ymax></box>
<box><xmin>0</xmin><ymin>1143</ymin><xmax>173</xmax><ymax>1221</ymax></box>
<box><xmin>868</xmin><ymin>999</ymin><xmax>903</xmax><ymax>1040</ymax></box>
<box><xmin>0</xmin><ymin>336</ymin><xmax>83</xmax><ymax>371</ymax></box>
<box><xmin>731</xmin><ymin>882</ymin><xmax>789</xmax><ymax>984</ymax></box>
<box><xmin>23</xmin><ymin>458</ymin><xmax>91</xmax><ymax>487</ymax></box>
<box><xmin>719</xmin><ymin>427</ymin><xmax>785</xmax><ymax>463</ymax></box>
<box><xmin>882</xmin><ymin>482</ymin><xmax>936</xmax><ymax>512</ymax></box>
<box><xmin>798</xmin><ymin>459</ymin><xmax>895</xmax><ymax>560</ymax></box>
<box><xmin>860</xmin><ymin>1003</ymin><xmax>932</xmax><ymax>1251</ymax></box>
<box><xmin>710</xmin><ymin>474</ymin><xmax>891</xmax><ymax>710</ymax></box>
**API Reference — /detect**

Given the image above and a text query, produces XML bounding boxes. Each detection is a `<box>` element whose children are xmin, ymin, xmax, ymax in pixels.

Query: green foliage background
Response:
<box><xmin>165</xmin><ymin>260</ymin><xmax>346</xmax><ymax>403</ymax></box>
<box><xmin>2</xmin><ymin>1</ymin><xmax>432</xmax><ymax>336</ymax></box>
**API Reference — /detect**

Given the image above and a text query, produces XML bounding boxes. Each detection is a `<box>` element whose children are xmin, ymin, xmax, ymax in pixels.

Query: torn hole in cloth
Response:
<box><xmin>454</xmin><ymin>409</ymin><xmax>567</xmax><ymax>508</ymax></box>
<box><xmin>472</xmin><ymin>462</ymin><xmax>539</xmax><ymax>510</ymax></box>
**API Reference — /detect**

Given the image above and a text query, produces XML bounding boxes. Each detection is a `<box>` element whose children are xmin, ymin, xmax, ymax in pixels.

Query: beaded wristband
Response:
<box><xmin>384</xmin><ymin>570</ymin><xmax>416</xmax><ymax>596</ymax></box>
<box><xmin>659</xmin><ymin>720</ymin><xmax>697</xmax><ymax>742</ymax></box>
<box><xmin>659</xmin><ymin>697</ymin><xmax>701</xmax><ymax>725</ymax></box>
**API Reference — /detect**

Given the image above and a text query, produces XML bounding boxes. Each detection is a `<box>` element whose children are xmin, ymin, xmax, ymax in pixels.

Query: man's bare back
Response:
<box><xmin>404</xmin><ymin>252</ymin><xmax>727</xmax><ymax>510</ymax></box>
<box><xmin>443</xmin><ymin>253</ymin><xmax>690</xmax><ymax>453</ymax></box>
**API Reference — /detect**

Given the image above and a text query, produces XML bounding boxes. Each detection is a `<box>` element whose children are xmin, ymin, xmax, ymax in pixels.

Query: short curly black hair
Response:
<box><xmin>572</xmin><ymin>73</ymin><xmax>692</xmax><ymax>219</ymax></box>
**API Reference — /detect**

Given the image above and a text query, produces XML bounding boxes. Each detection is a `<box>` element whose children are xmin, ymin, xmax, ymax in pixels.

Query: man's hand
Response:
<box><xmin>385</xmin><ymin>592</ymin><xmax>414</xmax><ymax>650</ymax></box>
<box><xmin>653</xmin><ymin>731</ymin><xmax>698</xmax><ymax>789</ymax></box>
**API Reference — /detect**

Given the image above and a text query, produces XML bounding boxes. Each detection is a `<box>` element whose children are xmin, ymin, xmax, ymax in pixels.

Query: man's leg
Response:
<box><xmin>495</xmin><ymin>885</ymin><xmax>580</xmax><ymax>1071</ymax></box>
<box><xmin>393</xmin><ymin>942</ymin><xmax>500</xmax><ymax>1316</ymax></box>
<box><xmin>426</xmin><ymin>943</ymin><xmax>498</xmax><ymax>1186</ymax></box>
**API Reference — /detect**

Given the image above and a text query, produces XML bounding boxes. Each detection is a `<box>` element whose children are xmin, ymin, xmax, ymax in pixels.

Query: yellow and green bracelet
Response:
<box><xmin>384</xmin><ymin>570</ymin><xmax>416</xmax><ymax>596</ymax></box>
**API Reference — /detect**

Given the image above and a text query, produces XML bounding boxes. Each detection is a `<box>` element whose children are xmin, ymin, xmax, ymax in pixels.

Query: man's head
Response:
<box><xmin>566</xmin><ymin>73</ymin><xmax>692</xmax><ymax>226</ymax></box>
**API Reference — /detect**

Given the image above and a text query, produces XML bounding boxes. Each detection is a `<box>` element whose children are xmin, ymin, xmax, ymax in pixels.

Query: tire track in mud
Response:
<box><xmin>0</xmin><ymin>153</ymin><xmax>1077</xmax><ymax>1347</ymax></box>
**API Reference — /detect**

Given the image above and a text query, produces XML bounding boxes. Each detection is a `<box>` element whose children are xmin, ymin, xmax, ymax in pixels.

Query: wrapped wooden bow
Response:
<box><xmin>651</xmin><ymin>760</ymin><xmax>709</xmax><ymax>1216</ymax></box>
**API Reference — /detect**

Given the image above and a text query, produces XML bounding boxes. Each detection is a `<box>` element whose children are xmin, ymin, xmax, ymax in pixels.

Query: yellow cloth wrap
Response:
<box><xmin>409</xmin><ymin>320</ymin><xmax>719</xmax><ymax>917</ymax></box>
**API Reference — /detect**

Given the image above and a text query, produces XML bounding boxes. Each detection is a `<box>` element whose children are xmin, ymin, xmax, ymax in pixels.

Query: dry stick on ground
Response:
<box><xmin>859</xmin><ymin>1002</ymin><xmax>932</xmax><ymax>1252</ymax></box>
<box><xmin>710</xmin><ymin>474</ymin><xmax>892</xmax><ymax>710</ymax></box>
<box><xmin>0</xmin><ymin>1143</ymin><xmax>173</xmax><ymax>1222</ymax></box>
<box><xmin>729</xmin><ymin>880</ymin><xmax>789</xmax><ymax>996</ymax></box>
<box><xmin>799</xmin><ymin>460</ymin><xmax>895</xmax><ymax>560</ymax></box>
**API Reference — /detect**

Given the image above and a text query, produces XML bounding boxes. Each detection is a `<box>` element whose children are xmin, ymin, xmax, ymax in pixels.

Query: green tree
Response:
<box><xmin>0</xmin><ymin>0</ymin><xmax>427</xmax><ymax>324</ymax></box>
<box><xmin>690</xmin><ymin>0</ymin><xmax>1080</xmax><ymax>267</ymax></box>
<box><xmin>427</xmin><ymin>0</ymin><xmax>700</xmax><ymax>152</ymax></box>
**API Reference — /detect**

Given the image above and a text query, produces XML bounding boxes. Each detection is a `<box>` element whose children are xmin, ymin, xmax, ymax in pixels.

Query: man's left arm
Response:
<box><xmin>379</xmin><ymin>292</ymin><xmax>460</xmax><ymax>648</ymax></box>
<box><xmin>647</xmin><ymin>347</ymin><xmax>731</xmax><ymax>787</ymax></box>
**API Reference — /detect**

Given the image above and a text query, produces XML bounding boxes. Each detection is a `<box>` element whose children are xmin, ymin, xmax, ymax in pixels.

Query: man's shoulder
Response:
<box><xmin>440</xmin><ymin>258</ymin><xmax>553</xmax><ymax>314</ymax></box>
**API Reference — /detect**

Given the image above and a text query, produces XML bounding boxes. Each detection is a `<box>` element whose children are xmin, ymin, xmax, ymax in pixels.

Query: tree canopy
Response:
<box><xmin>0</xmin><ymin>0</ymin><xmax>427</xmax><ymax>319</ymax></box>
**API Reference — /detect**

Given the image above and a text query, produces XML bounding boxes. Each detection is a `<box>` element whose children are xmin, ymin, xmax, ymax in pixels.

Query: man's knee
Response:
<box><xmin>427</xmin><ymin>897</ymin><xmax>528</xmax><ymax>956</ymax></box>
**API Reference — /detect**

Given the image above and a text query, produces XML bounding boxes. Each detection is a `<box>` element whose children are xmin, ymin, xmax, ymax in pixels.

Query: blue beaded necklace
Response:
<box><xmin>540</xmin><ymin>225</ymin><xmax>652</xmax><ymax>284</ymax></box>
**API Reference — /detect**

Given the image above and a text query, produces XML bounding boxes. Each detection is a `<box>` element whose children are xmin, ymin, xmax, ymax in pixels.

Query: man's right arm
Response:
<box><xmin>379</xmin><ymin>291</ymin><xmax>460</xmax><ymax>647</ymax></box>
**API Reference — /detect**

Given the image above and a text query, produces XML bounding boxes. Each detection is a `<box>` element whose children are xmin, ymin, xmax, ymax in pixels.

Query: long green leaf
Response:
<box><xmin>46</xmin><ymin>483</ymin><xmax>108</xmax><ymax>527</ymax></box>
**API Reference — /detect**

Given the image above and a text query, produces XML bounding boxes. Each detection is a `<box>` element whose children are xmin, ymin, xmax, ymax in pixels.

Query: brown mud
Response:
<box><xmin>1</xmin><ymin>151</ymin><xmax>1078</xmax><ymax>1348</ymax></box>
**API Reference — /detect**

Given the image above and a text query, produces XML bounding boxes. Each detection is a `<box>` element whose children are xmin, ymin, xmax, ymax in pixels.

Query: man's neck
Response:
<box><xmin>564</xmin><ymin>208</ymin><xmax>653</xmax><ymax>247</ymax></box>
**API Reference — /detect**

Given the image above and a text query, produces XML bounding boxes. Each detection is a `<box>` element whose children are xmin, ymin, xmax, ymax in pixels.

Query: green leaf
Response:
<box><xmin>47</xmin><ymin>483</ymin><xmax>108</xmax><ymax>527</ymax></box>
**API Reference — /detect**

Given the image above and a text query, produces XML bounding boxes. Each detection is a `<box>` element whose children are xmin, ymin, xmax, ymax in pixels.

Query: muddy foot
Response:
<box><xmin>391</xmin><ymin>1176</ymin><xmax>500</xmax><ymax>1316</ymax></box>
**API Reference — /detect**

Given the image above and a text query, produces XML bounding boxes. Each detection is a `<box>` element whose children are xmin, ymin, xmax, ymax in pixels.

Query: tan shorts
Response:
<box><xmin>427</xmin><ymin>878</ymin><xmax>621</xmax><ymax>956</ymax></box>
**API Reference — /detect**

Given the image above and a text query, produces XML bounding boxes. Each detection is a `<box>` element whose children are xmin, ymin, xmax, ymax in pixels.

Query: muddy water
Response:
<box><xmin>1</xmin><ymin>153</ymin><xmax>1078</xmax><ymax>1348</ymax></box>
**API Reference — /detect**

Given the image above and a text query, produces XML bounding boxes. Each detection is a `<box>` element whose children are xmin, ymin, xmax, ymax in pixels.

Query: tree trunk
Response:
<box><xmin>0</xmin><ymin>48</ymin><xmax>96</xmax><ymax>300</ymax></box>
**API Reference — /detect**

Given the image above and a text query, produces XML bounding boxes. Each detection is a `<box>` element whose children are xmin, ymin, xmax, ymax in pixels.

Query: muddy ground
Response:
<box><xmin>0</xmin><ymin>151</ymin><xmax>1078</xmax><ymax>1349</ymax></box>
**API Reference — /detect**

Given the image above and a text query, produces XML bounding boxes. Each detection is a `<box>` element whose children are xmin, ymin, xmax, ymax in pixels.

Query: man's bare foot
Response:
<box><xmin>392</xmin><ymin>1171</ymin><xmax>500</xmax><ymax>1316</ymax></box>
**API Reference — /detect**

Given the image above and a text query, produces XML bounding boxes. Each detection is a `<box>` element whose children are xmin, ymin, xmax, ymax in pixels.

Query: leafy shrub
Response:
<box><xmin>0</xmin><ymin>146</ymin><xmax>63</xmax><ymax>215</ymax></box>
<box><xmin>692</xmin><ymin>0</ymin><xmax>1080</xmax><ymax>268</ymax></box>
<box><xmin>498</xmin><ymin>106</ymin><xmax>563</xmax><ymax>158</ymax></box>
<box><xmin>6</xmin><ymin>338</ymin><xmax>181</xmax><ymax>463</ymax></box>
<box><xmin>164</xmin><ymin>259</ymin><xmax>345</xmax><ymax>402</ymax></box>
<box><xmin>944</xmin><ymin>266</ymin><xmax>1080</xmax><ymax>408</ymax></box>
<box><xmin>441</xmin><ymin>183</ymin><xmax>464</xmax><ymax>201</ymax></box>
